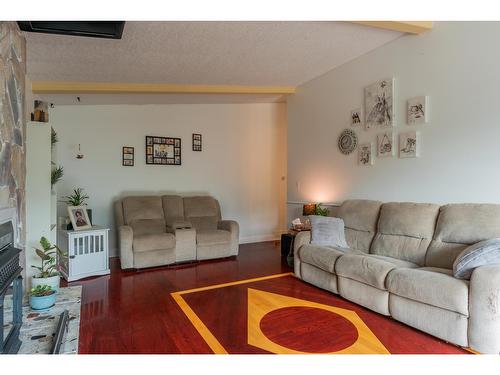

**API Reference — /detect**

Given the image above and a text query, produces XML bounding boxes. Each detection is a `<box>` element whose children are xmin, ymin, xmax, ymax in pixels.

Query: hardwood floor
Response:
<box><xmin>68</xmin><ymin>241</ymin><xmax>469</xmax><ymax>354</ymax></box>
<box><xmin>69</xmin><ymin>241</ymin><xmax>289</xmax><ymax>353</ymax></box>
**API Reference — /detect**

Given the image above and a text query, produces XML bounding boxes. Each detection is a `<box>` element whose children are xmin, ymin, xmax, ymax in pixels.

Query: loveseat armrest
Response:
<box><xmin>218</xmin><ymin>220</ymin><xmax>239</xmax><ymax>256</ymax></box>
<box><xmin>469</xmin><ymin>265</ymin><xmax>500</xmax><ymax>354</ymax></box>
<box><xmin>118</xmin><ymin>225</ymin><xmax>134</xmax><ymax>269</ymax></box>
<box><xmin>174</xmin><ymin>228</ymin><xmax>197</xmax><ymax>262</ymax></box>
<box><xmin>166</xmin><ymin>220</ymin><xmax>193</xmax><ymax>233</ymax></box>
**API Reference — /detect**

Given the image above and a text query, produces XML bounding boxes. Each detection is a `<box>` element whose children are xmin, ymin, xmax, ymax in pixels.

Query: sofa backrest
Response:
<box><xmin>370</xmin><ymin>202</ymin><xmax>440</xmax><ymax>266</ymax></box>
<box><xmin>336</xmin><ymin>199</ymin><xmax>382</xmax><ymax>253</ymax></box>
<box><xmin>162</xmin><ymin>195</ymin><xmax>185</xmax><ymax>227</ymax></box>
<box><xmin>183</xmin><ymin>196</ymin><xmax>221</xmax><ymax>231</ymax></box>
<box><xmin>425</xmin><ymin>203</ymin><xmax>500</xmax><ymax>268</ymax></box>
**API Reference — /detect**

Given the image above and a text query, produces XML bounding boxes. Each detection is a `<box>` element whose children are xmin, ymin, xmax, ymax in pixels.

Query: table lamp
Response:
<box><xmin>302</xmin><ymin>203</ymin><xmax>317</xmax><ymax>216</ymax></box>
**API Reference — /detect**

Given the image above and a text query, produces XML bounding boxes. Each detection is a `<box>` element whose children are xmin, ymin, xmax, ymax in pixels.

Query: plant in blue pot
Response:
<box><xmin>29</xmin><ymin>285</ymin><xmax>56</xmax><ymax>311</ymax></box>
<box><xmin>31</xmin><ymin>237</ymin><xmax>66</xmax><ymax>292</ymax></box>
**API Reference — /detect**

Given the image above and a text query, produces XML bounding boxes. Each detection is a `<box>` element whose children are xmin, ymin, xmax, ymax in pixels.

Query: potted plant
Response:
<box><xmin>315</xmin><ymin>203</ymin><xmax>329</xmax><ymax>216</ymax></box>
<box><xmin>64</xmin><ymin>188</ymin><xmax>91</xmax><ymax>229</ymax></box>
<box><xmin>29</xmin><ymin>285</ymin><xmax>56</xmax><ymax>311</ymax></box>
<box><xmin>31</xmin><ymin>236</ymin><xmax>66</xmax><ymax>292</ymax></box>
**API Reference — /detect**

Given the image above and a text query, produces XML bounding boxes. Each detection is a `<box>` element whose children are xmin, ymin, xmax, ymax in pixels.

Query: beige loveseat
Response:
<box><xmin>114</xmin><ymin>195</ymin><xmax>239</xmax><ymax>269</ymax></box>
<box><xmin>293</xmin><ymin>200</ymin><xmax>500</xmax><ymax>354</ymax></box>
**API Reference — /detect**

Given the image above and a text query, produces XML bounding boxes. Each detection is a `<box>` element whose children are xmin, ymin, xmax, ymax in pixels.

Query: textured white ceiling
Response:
<box><xmin>25</xmin><ymin>22</ymin><xmax>402</xmax><ymax>87</ymax></box>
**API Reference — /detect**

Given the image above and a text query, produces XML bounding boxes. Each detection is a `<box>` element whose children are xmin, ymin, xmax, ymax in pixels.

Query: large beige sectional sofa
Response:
<box><xmin>115</xmin><ymin>195</ymin><xmax>239</xmax><ymax>269</ymax></box>
<box><xmin>293</xmin><ymin>200</ymin><xmax>500</xmax><ymax>354</ymax></box>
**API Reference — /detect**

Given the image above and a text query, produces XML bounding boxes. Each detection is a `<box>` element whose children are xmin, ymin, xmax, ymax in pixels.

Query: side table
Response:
<box><xmin>281</xmin><ymin>228</ymin><xmax>310</xmax><ymax>268</ymax></box>
<box><xmin>57</xmin><ymin>225</ymin><xmax>110</xmax><ymax>281</ymax></box>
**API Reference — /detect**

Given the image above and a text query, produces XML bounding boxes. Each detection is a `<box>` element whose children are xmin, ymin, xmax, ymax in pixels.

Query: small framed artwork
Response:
<box><xmin>67</xmin><ymin>205</ymin><xmax>92</xmax><ymax>231</ymax></box>
<box><xmin>358</xmin><ymin>143</ymin><xmax>374</xmax><ymax>166</ymax></box>
<box><xmin>350</xmin><ymin>108</ymin><xmax>363</xmax><ymax>127</ymax></box>
<box><xmin>407</xmin><ymin>96</ymin><xmax>429</xmax><ymax>125</ymax></box>
<box><xmin>399</xmin><ymin>131</ymin><xmax>420</xmax><ymax>158</ymax></box>
<box><xmin>32</xmin><ymin>100</ymin><xmax>49</xmax><ymax>122</ymax></box>
<box><xmin>145</xmin><ymin>136</ymin><xmax>181</xmax><ymax>165</ymax></box>
<box><xmin>377</xmin><ymin>132</ymin><xmax>395</xmax><ymax>158</ymax></box>
<box><xmin>122</xmin><ymin>146</ymin><xmax>134</xmax><ymax>166</ymax></box>
<box><xmin>192</xmin><ymin>133</ymin><xmax>202</xmax><ymax>151</ymax></box>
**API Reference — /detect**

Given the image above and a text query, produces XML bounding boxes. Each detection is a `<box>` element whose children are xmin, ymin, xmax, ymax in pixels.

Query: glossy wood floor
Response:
<box><xmin>68</xmin><ymin>241</ymin><xmax>469</xmax><ymax>354</ymax></box>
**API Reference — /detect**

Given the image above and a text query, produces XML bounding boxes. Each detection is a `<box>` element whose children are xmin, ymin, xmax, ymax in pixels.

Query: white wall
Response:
<box><xmin>287</xmin><ymin>22</ymin><xmax>500</xmax><ymax>221</ymax></box>
<box><xmin>51</xmin><ymin>103</ymin><xmax>287</xmax><ymax>256</ymax></box>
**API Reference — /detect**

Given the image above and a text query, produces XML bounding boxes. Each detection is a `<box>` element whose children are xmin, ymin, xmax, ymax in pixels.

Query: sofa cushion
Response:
<box><xmin>453</xmin><ymin>238</ymin><xmax>500</xmax><ymax>280</ymax></box>
<box><xmin>298</xmin><ymin>245</ymin><xmax>350</xmax><ymax>274</ymax></box>
<box><xmin>370</xmin><ymin>202</ymin><xmax>440</xmax><ymax>265</ymax></box>
<box><xmin>122</xmin><ymin>196</ymin><xmax>164</xmax><ymax>224</ymax></box>
<box><xmin>335</xmin><ymin>253</ymin><xmax>417</xmax><ymax>290</ymax></box>
<box><xmin>310</xmin><ymin>215</ymin><xmax>349</xmax><ymax>248</ymax></box>
<box><xmin>386</xmin><ymin>267</ymin><xmax>469</xmax><ymax>316</ymax></box>
<box><xmin>133</xmin><ymin>233</ymin><xmax>176</xmax><ymax>253</ymax></box>
<box><xmin>196</xmin><ymin>230</ymin><xmax>231</xmax><ymax>246</ymax></box>
<box><xmin>184</xmin><ymin>196</ymin><xmax>221</xmax><ymax>231</ymax></box>
<box><xmin>336</xmin><ymin>199</ymin><xmax>382</xmax><ymax>253</ymax></box>
<box><xmin>426</xmin><ymin>204</ymin><xmax>500</xmax><ymax>269</ymax></box>
<box><xmin>130</xmin><ymin>219</ymin><xmax>166</xmax><ymax>236</ymax></box>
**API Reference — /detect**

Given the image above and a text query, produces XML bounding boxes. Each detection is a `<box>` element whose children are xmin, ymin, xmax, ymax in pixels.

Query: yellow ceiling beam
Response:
<box><xmin>31</xmin><ymin>81</ymin><xmax>296</xmax><ymax>95</ymax></box>
<box><xmin>353</xmin><ymin>21</ymin><xmax>433</xmax><ymax>34</ymax></box>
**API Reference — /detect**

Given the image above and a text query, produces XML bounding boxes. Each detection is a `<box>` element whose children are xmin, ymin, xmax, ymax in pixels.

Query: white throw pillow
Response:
<box><xmin>309</xmin><ymin>215</ymin><xmax>349</xmax><ymax>248</ymax></box>
<box><xmin>453</xmin><ymin>238</ymin><xmax>500</xmax><ymax>280</ymax></box>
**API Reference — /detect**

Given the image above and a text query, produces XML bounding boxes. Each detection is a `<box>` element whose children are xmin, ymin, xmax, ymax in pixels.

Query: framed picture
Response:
<box><xmin>145</xmin><ymin>136</ymin><xmax>181</xmax><ymax>165</ymax></box>
<box><xmin>192</xmin><ymin>133</ymin><xmax>202</xmax><ymax>151</ymax></box>
<box><xmin>350</xmin><ymin>108</ymin><xmax>363</xmax><ymax>127</ymax></box>
<box><xmin>67</xmin><ymin>206</ymin><xmax>92</xmax><ymax>231</ymax></box>
<box><xmin>358</xmin><ymin>143</ymin><xmax>374</xmax><ymax>166</ymax></box>
<box><xmin>122</xmin><ymin>146</ymin><xmax>134</xmax><ymax>166</ymax></box>
<box><xmin>377</xmin><ymin>132</ymin><xmax>395</xmax><ymax>158</ymax></box>
<box><xmin>32</xmin><ymin>100</ymin><xmax>49</xmax><ymax>122</ymax></box>
<box><xmin>407</xmin><ymin>96</ymin><xmax>429</xmax><ymax>125</ymax></box>
<box><xmin>365</xmin><ymin>78</ymin><xmax>395</xmax><ymax>129</ymax></box>
<box><xmin>399</xmin><ymin>131</ymin><xmax>420</xmax><ymax>158</ymax></box>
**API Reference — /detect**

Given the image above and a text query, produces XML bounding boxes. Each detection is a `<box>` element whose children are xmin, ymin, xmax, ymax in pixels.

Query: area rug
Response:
<box><xmin>172</xmin><ymin>273</ymin><xmax>471</xmax><ymax>354</ymax></box>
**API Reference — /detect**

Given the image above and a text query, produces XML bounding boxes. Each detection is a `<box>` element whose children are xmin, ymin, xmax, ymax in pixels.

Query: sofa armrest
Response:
<box><xmin>293</xmin><ymin>231</ymin><xmax>311</xmax><ymax>256</ymax></box>
<box><xmin>118</xmin><ymin>225</ymin><xmax>134</xmax><ymax>269</ymax></box>
<box><xmin>469</xmin><ymin>265</ymin><xmax>500</xmax><ymax>353</ymax></box>
<box><xmin>218</xmin><ymin>220</ymin><xmax>239</xmax><ymax>256</ymax></box>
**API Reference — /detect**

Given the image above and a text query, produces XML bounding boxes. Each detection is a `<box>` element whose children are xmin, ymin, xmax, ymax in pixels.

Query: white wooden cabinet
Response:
<box><xmin>58</xmin><ymin>226</ymin><xmax>110</xmax><ymax>281</ymax></box>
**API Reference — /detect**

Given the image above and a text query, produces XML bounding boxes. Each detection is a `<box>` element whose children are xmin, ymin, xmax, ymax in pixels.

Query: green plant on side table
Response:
<box><xmin>29</xmin><ymin>285</ymin><xmax>57</xmax><ymax>311</ymax></box>
<box><xmin>315</xmin><ymin>203</ymin><xmax>329</xmax><ymax>216</ymax></box>
<box><xmin>31</xmin><ymin>236</ymin><xmax>66</xmax><ymax>292</ymax></box>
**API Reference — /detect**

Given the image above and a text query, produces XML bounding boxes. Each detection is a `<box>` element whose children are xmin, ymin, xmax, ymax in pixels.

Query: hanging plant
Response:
<box><xmin>51</xmin><ymin>127</ymin><xmax>58</xmax><ymax>149</ymax></box>
<box><xmin>51</xmin><ymin>165</ymin><xmax>64</xmax><ymax>187</ymax></box>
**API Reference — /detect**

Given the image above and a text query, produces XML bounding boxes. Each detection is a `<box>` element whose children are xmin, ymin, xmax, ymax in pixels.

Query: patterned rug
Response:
<box><xmin>172</xmin><ymin>273</ymin><xmax>471</xmax><ymax>354</ymax></box>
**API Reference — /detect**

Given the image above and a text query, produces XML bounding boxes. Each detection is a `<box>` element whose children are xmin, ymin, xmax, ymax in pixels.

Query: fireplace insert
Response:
<box><xmin>0</xmin><ymin>220</ymin><xmax>23</xmax><ymax>354</ymax></box>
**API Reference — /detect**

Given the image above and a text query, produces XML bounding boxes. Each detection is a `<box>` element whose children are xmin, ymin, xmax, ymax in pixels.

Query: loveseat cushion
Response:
<box><xmin>122</xmin><ymin>196</ymin><xmax>164</xmax><ymax>224</ymax></box>
<box><xmin>370</xmin><ymin>202</ymin><xmax>440</xmax><ymax>266</ymax></box>
<box><xmin>426</xmin><ymin>204</ymin><xmax>500</xmax><ymax>269</ymax></box>
<box><xmin>335</xmin><ymin>253</ymin><xmax>418</xmax><ymax>290</ymax></box>
<box><xmin>386</xmin><ymin>267</ymin><xmax>469</xmax><ymax>316</ymax></box>
<box><xmin>196</xmin><ymin>230</ymin><xmax>231</xmax><ymax>245</ymax></box>
<box><xmin>130</xmin><ymin>219</ymin><xmax>166</xmax><ymax>235</ymax></box>
<box><xmin>133</xmin><ymin>233</ymin><xmax>176</xmax><ymax>253</ymax></box>
<box><xmin>184</xmin><ymin>196</ymin><xmax>221</xmax><ymax>231</ymax></box>
<box><xmin>337</xmin><ymin>199</ymin><xmax>382</xmax><ymax>253</ymax></box>
<box><xmin>298</xmin><ymin>245</ymin><xmax>353</xmax><ymax>274</ymax></box>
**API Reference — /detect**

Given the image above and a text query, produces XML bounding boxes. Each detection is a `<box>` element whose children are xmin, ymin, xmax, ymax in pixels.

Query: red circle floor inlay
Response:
<box><xmin>259</xmin><ymin>306</ymin><xmax>359</xmax><ymax>353</ymax></box>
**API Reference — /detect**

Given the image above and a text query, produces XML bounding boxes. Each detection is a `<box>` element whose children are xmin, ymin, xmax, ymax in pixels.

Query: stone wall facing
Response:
<box><xmin>0</xmin><ymin>22</ymin><xmax>26</xmax><ymax>272</ymax></box>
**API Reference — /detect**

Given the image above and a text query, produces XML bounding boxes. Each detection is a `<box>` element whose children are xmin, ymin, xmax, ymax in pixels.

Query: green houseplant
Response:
<box><xmin>51</xmin><ymin>165</ymin><xmax>64</xmax><ymax>188</ymax></box>
<box><xmin>315</xmin><ymin>203</ymin><xmax>329</xmax><ymax>216</ymax></box>
<box><xmin>63</xmin><ymin>188</ymin><xmax>91</xmax><ymax>229</ymax></box>
<box><xmin>31</xmin><ymin>237</ymin><xmax>66</xmax><ymax>292</ymax></box>
<box><xmin>29</xmin><ymin>285</ymin><xmax>56</xmax><ymax>311</ymax></box>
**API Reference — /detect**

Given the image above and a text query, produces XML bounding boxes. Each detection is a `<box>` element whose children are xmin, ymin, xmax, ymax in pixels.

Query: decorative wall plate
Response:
<box><xmin>338</xmin><ymin>129</ymin><xmax>358</xmax><ymax>155</ymax></box>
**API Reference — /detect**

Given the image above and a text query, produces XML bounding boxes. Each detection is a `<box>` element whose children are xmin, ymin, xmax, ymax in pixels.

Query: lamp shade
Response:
<box><xmin>302</xmin><ymin>203</ymin><xmax>317</xmax><ymax>216</ymax></box>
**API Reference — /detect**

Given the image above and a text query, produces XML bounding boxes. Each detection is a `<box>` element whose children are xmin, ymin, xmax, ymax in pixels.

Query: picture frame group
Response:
<box><xmin>122</xmin><ymin>146</ymin><xmax>134</xmax><ymax>166</ymax></box>
<box><xmin>146</xmin><ymin>136</ymin><xmax>182</xmax><ymax>165</ymax></box>
<box><xmin>192</xmin><ymin>133</ymin><xmax>202</xmax><ymax>151</ymax></box>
